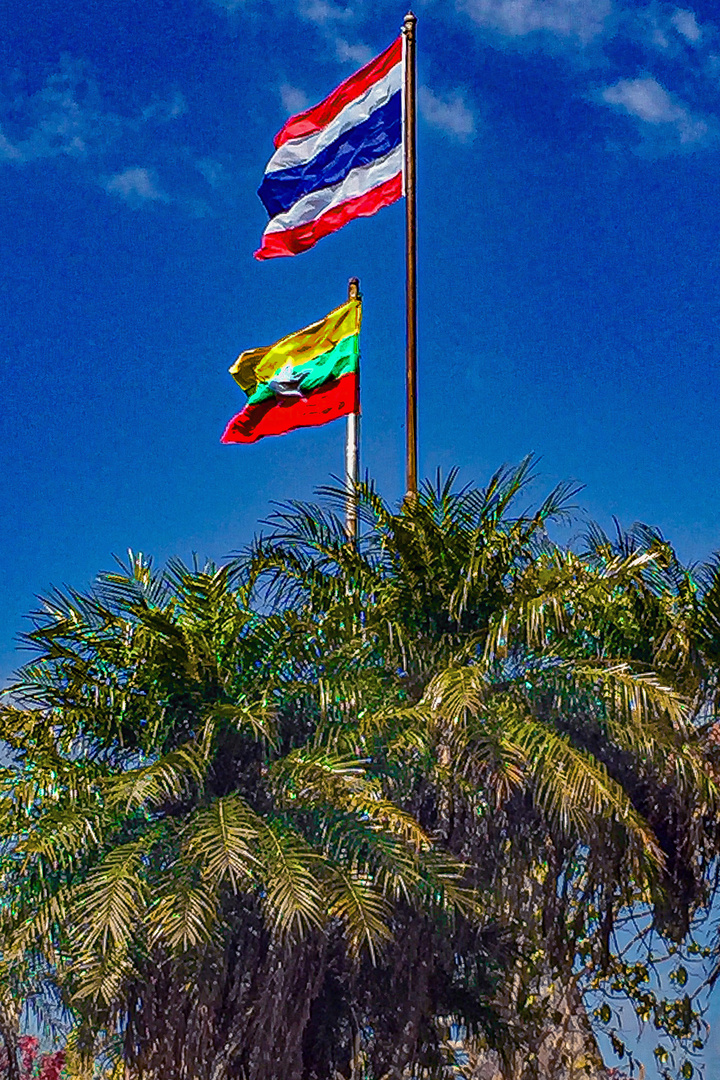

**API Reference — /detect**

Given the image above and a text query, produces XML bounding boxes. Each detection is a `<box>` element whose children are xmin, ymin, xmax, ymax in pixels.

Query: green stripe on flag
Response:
<box><xmin>247</xmin><ymin>334</ymin><xmax>359</xmax><ymax>406</ymax></box>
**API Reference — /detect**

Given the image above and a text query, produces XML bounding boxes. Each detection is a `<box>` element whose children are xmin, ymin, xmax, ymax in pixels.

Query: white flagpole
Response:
<box><xmin>345</xmin><ymin>276</ymin><xmax>360</xmax><ymax>539</ymax></box>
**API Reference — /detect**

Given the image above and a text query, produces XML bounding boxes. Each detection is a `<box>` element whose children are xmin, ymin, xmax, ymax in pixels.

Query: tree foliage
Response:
<box><xmin>1</xmin><ymin>460</ymin><xmax>719</xmax><ymax>1079</ymax></box>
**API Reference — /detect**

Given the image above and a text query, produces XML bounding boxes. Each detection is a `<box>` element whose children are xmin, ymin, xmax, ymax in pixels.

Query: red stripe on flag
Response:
<box><xmin>274</xmin><ymin>37</ymin><xmax>402</xmax><ymax>149</ymax></box>
<box><xmin>254</xmin><ymin>172</ymin><xmax>402</xmax><ymax>260</ymax></box>
<box><xmin>221</xmin><ymin>371</ymin><xmax>359</xmax><ymax>444</ymax></box>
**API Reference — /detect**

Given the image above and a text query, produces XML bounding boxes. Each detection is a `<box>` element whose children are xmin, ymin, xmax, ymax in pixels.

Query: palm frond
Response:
<box><xmin>325</xmin><ymin>867</ymin><xmax>392</xmax><ymax>962</ymax></box>
<box><xmin>18</xmin><ymin>807</ymin><xmax>104</xmax><ymax>873</ymax></box>
<box><xmin>509</xmin><ymin>715</ymin><xmax>662</xmax><ymax>865</ymax></box>
<box><xmin>69</xmin><ymin>944</ymin><xmax>133</xmax><ymax>1008</ymax></box>
<box><xmin>257</xmin><ymin>819</ymin><xmax>325</xmax><ymax>939</ymax></box>
<box><xmin>146</xmin><ymin>876</ymin><xmax>217</xmax><ymax>951</ymax></box>
<box><xmin>186</xmin><ymin>794</ymin><xmax>262</xmax><ymax>892</ymax></box>
<box><xmin>102</xmin><ymin>743</ymin><xmax>206</xmax><ymax>812</ymax></box>
<box><xmin>73</xmin><ymin>842</ymin><xmax>149</xmax><ymax>954</ymax></box>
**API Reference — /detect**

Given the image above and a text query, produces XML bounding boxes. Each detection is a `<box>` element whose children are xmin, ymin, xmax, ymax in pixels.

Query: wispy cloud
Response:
<box><xmin>104</xmin><ymin>167</ymin><xmax>170</xmax><ymax>204</ymax></box>
<box><xmin>0</xmin><ymin>129</ymin><xmax>23</xmax><ymax>162</ymax></box>
<box><xmin>419</xmin><ymin>86</ymin><xmax>476</xmax><ymax>141</ymax></box>
<box><xmin>207</xmin><ymin>0</ymin><xmax>351</xmax><ymax>22</ymax></box>
<box><xmin>0</xmin><ymin>57</ymin><xmax>183</xmax><ymax>167</ymax></box>
<box><xmin>601</xmin><ymin>75</ymin><xmax>712</xmax><ymax>150</ymax></box>
<box><xmin>279</xmin><ymin>83</ymin><xmax>310</xmax><ymax>116</ymax></box>
<box><xmin>451</xmin><ymin>0</ymin><xmax>720</xmax><ymax>154</ymax></box>
<box><xmin>274</xmin><ymin>1</ymin><xmax>373</xmax><ymax>107</ymax></box>
<box><xmin>671</xmin><ymin>8</ymin><xmax>702</xmax><ymax>44</ymax></box>
<box><xmin>0</xmin><ymin>58</ymin><xmax>206</xmax><ymax>208</ymax></box>
<box><xmin>334</xmin><ymin>37</ymin><xmax>374</xmax><ymax>65</ymax></box>
<box><xmin>142</xmin><ymin>91</ymin><xmax>187</xmax><ymax>122</ymax></box>
<box><xmin>298</xmin><ymin>0</ymin><xmax>352</xmax><ymax>25</ymax></box>
<box><xmin>195</xmin><ymin>157</ymin><xmax>225</xmax><ymax>188</ymax></box>
<box><xmin>625</xmin><ymin>4</ymin><xmax>707</xmax><ymax>54</ymax></box>
<box><xmin>0</xmin><ymin>57</ymin><xmax>123</xmax><ymax>165</ymax></box>
<box><xmin>457</xmin><ymin>0</ymin><xmax>612</xmax><ymax>43</ymax></box>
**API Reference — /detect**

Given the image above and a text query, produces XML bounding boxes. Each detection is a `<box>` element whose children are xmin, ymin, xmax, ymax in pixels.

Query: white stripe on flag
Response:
<box><xmin>265</xmin><ymin>65</ymin><xmax>401</xmax><ymax>174</ymax></box>
<box><xmin>263</xmin><ymin>145</ymin><xmax>402</xmax><ymax>234</ymax></box>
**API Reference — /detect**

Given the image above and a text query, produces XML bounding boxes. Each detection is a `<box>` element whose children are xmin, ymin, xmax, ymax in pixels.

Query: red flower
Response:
<box><xmin>18</xmin><ymin>1035</ymin><xmax>39</xmax><ymax>1077</ymax></box>
<box><xmin>38</xmin><ymin>1050</ymin><xmax>66</xmax><ymax>1080</ymax></box>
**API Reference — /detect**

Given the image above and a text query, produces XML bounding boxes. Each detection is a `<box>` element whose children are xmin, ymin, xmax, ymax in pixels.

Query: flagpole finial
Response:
<box><xmin>348</xmin><ymin>277</ymin><xmax>360</xmax><ymax>300</ymax></box>
<box><xmin>403</xmin><ymin>11</ymin><xmax>417</xmax><ymax>33</ymax></box>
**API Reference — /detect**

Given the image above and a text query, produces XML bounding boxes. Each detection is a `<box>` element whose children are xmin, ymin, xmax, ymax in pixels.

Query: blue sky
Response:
<box><xmin>2</xmin><ymin>0</ymin><xmax>720</xmax><ymax>1070</ymax></box>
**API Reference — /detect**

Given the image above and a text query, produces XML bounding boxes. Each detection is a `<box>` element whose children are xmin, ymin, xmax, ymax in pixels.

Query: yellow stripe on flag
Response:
<box><xmin>229</xmin><ymin>299</ymin><xmax>362</xmax><ymax>394</ymax></box>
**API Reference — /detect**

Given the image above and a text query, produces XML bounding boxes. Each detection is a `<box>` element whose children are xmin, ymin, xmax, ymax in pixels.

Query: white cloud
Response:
<box><xmin>628</xmin><ymin>4</ymin><xmax>706</xmax><ymax>53</ymax></box>
<box><xmin>186</xmin><ymin>197</ymin><xmax>213</xmax><ymax>218</ymax></box>
<box><xmin>0</xmin><ymin>59</ymin><xmax>209</xmax><ymax>208</ymax></box>
<box><xmin>631</xmin><ymin>7</ymin><xmax>671</xmax><ymax>50</ymax></box>
<box><xmin>0</xmin><ymin>58</ymin><xmax>122</xmax><ymax>164</ymax></box>
<box><xmin>208</xmin><ymin>0</ymin><xmax>350</xmax><ymax>20</ymax></box>
<box><xmin>0</xmin><ymin>128</ymin><xmax>22</xmax><ymax>162</ymax></box>
<box><xmin>671</xmin><ymin>8</ymin><xmax>702</xmax><ymax>43</ymax></box>
<box><xmin>650</xmin><ymin>24</ymin><xmax>670</xmax><ymax>49</ymax></box>
<box><xmin>197</xmin><ymin>0</ymin><xmax>720</xmax><ymax>161</ymax></box>
<box><xmin>0</xmin><ymin>58</ymin><xmax>184</xmax><ymax>167</ymax></box>
<box><xmin>419</xmin><ymin>86</ymin><xmax>476</xmax><ymax>141</ymax></box>
<box><xmin>142</xmin><ymin>91</ymin><xmax>187</xmax><ymax>122</ymax></box>
<box><xmin>208</xmin><ymin>0</ymin><xmax>350</xmax><ymax>22</ymax></box>
<box><xmin>603</xmin><ymin>76</ymin><xmax>678</xmax><ymax>122</ymax></box>
<box><xmin>334</xmin><ymin>37</ymin><xmax>374</xmax><ymax>65</ymax></box>
<box><xmin>601</xmin><ymin>76</ymin><xmax>711</xmax><ymax>147</ymax></box>
<box><xmin>196</xmin><ymin>157</ymin><xmax>224</xmax><ymax>187</ymax></box>
<box><xmin>104</xmin><ymin>166</ymin><xmax>169</xmax><ymax>204</ymax></box>
<box><xmin>279</xmin><ymin>83</ymin><xmax>310</xmax><ymax>115</ymax></box>
<box><xmin>458</xmin><ymin>0</ymin><xmax>612</xmax><ymax>42</ymax></box>
<box><xmin>287</xmin><ymin>0</ymin><xmax>372</xmax><ymax>74</ymax></box>
<box><xmin>298</xmin><ymin>0</ymin><xmax>351</xmax><ymax>25</ymax></box>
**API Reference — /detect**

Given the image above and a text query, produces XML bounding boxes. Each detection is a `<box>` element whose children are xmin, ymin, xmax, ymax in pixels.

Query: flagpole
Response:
<box><xmin>403</xmin><ymin>11</ymin><xmax>418</xmax><ymax>500</ymax></box>
<box><xmin>345</xmin><ymin>276</ymin><xmax>360</xmax><ymax>540</ymax></box>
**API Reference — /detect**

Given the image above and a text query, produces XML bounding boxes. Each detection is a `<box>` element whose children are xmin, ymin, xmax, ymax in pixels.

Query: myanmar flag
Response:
<box><xmin>221</xmin><ymin>299</ymin><xmax>360</xmax><ymax>444</ymax></box>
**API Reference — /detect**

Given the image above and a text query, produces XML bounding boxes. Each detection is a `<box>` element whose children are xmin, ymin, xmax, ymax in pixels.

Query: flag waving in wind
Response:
<box><xmin>255</xmin><ymin>37</ymin><xmax>402</xmax><ymax>259</ymax></box>
<box><xmin>221</xmin><ymin>299</ymin><xmax>361</xmax><ymax>443</ymax></box>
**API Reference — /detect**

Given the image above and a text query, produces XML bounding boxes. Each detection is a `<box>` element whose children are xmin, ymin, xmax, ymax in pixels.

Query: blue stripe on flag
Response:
<box><xmin>258</xmin><ymin>91</ymin><xmax>401</xmax><ymax>218</ymax></box>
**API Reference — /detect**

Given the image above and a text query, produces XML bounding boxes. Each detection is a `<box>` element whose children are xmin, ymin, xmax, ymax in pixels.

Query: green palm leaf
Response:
<box><xmin>102</xmin><ymin>743</ymin><xmax>206</xmax><ymax>812</ymax></box>
<box><xmin>146</xmin><ymin>877</ymin><xmax>217</xmax><ymax>951</ymax></box>
<box><xmin>325</xmin><ymin>868</ymin><xmax>392</xmax><ymax>962</ymax></box>
<box><xmin>74</xmin><ymin>842</ymin><xmax>148</xmax><ymax>953</ymax></box>
<box><xmin>186</xmin><ymin>794</ymin><xmax>262</xmax><ymax>892</ymax></box>
<box><xmin>257</xmin><ymin>821</ymin><xmax>325</xmax><ymax>939</ymax></box>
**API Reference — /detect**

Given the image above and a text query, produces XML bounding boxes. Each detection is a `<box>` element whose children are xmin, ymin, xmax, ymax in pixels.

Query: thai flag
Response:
<box><xmin>255</xmin><ymin>37</ymin><xmax>403</xmax><ymax>260</ymax></box>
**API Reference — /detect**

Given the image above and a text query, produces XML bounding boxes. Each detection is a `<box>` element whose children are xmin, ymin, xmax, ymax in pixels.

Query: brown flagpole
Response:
<box><xmin>403</xmin><ymin>11</ymin><xmax>418</xmax><ymax>500</ymax></box>
<box><xmin>345</xmin><ymin>276</ymin><xmax>360</xmax><ymax>539</ymax></box>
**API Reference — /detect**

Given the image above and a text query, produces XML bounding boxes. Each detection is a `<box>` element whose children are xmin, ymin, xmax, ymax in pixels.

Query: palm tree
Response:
<box><xmin>0</xmin><ymin>554</ymin><xmax>475</xmax><ymax>1080</ymax></box>
<box><xmin>251</xmin><ymin>460</ymin><xmax>716</xmax><ymax>1077</ymax></box>
<box><xmin>1</xmin><ymin>461</ymin><xmax>714</xmax><ymax>1079</ymax></box>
